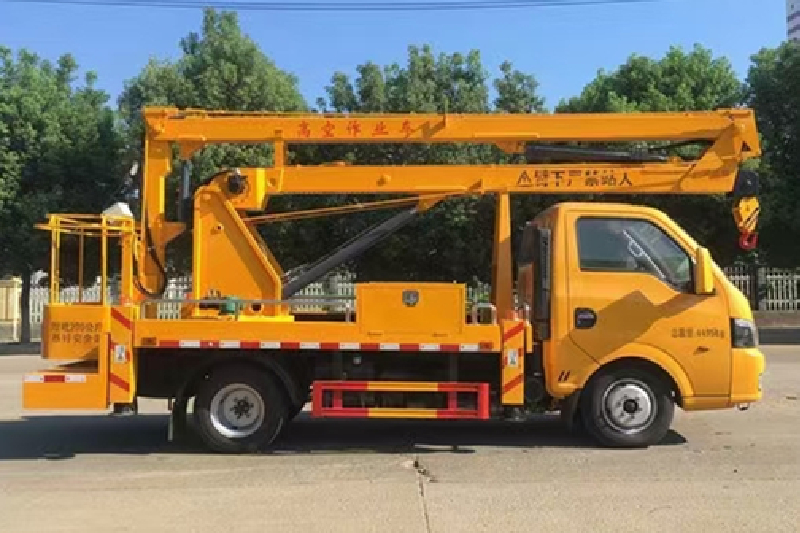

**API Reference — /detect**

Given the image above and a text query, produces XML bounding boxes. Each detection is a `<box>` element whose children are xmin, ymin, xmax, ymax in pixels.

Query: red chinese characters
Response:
<box><xmin>372</xmin><ymin>121</ymin><xmax>389</xmax><ymax>136</ymax></box>
<box><xmin>322</xmin><ymin>120</ymin><xmax>336</xmax><ymax>138</ymax></box>
<box><xmin>347</xmin><ymin>120</ymin><xmax>362</xmax><ymax>137</ymax></box>
<box><xmin>298</xmin><ymin>121</ymin><xmax>311</xmax><ymax>138</ymax></box>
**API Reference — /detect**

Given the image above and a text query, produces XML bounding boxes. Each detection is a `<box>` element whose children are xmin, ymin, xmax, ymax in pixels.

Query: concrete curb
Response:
<box><xmin>0</xmin><ymin>343</ymin><xmax>40</xmax><ymax>356</ymax></box>
<box><xmin>758</xmin><ymin>329</ymin><xmax>800</xmax><ymax>345</ymax></box>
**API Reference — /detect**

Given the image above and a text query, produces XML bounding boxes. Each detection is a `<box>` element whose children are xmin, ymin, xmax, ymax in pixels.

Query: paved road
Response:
<box><xmin>0</xmin><ymin>348</ymin><xmax>798</xmax><ymax>532</ymax></box>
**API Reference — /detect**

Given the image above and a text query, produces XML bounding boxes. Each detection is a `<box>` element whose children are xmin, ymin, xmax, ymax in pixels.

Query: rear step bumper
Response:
<box><xmin>23</xmin><ymin>363</ymin><xmax>108</xmax><ymax>410</ymax></box>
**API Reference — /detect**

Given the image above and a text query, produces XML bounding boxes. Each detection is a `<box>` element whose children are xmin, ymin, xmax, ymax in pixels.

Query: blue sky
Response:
<box><xmin>0</xmin><ymin>0</ymin><xmax>788</xmax><ymax>110</ymax></box>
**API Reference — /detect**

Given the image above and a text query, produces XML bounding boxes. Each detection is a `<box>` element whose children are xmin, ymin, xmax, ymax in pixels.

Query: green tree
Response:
<box><xmin>744</xmin><ymin>42</ymin><xmax>800</xmax><ymax>266</ymax></box>
<box><xmin>305</xmin><ymin>45</ymin><xmax>545</xmax><ymax>283</ymax></box>
<box><xmin>117</xmin><ymin>8</ymin><xmax>307</xmax><ymax>273</ymax></box>
<box><xmin>558</xmin><ymin>44</ymin><xmax>743</xmax><ymax>113</ymax></box>
<box><xmin>556</xmin><ymin>44</ymin><xmax>748</xmax><ymax>265</ymax></box>
<box><xmin>0</xmin><ymin>47</ymin><xmax>125</xmax><ymax>342</ymax></box>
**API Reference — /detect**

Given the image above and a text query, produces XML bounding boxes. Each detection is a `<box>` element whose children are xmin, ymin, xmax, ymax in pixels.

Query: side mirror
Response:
<box><xmin>694</xmin><ymin>247</ymin><xmax>715</xmax><ymax>295</ymax></box>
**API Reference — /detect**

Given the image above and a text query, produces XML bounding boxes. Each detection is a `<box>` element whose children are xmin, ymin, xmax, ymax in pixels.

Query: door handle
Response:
<box><xmin>574</xmin><ymin>308</ymin><xmax>597</xmax><ymax>329</ymax></box>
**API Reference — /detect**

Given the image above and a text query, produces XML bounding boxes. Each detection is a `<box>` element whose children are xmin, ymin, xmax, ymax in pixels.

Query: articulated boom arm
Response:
<box><xmin>137</xmin><ymin>106</ymin><xmax>762</xmax><ymax>306</ymax></box>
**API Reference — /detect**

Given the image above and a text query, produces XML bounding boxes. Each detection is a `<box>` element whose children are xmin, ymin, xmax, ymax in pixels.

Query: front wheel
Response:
<box><xmin>194</xmin><ymin>365</ymin><xmax>289</xmax><ymax>453</ymax></box>
<box><xmin>580</xmin><ymin>365</ymin><xmax>675</xmax><ymax>448</ymax></box>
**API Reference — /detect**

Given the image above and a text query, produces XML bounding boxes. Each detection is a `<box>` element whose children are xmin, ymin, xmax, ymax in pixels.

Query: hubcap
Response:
<box><xmin>209</xmin><ymin>383</ymin><xmax>265</xmax><ymax>439</ymax></box>
<box><xmin>601</xmin><ymin>378</ymin><xmax>656</xmax><ymax>434</ymax></box>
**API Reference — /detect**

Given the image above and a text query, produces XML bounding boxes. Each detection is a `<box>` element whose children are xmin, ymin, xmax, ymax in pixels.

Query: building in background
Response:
<box><xmin>790</xmin><ymin>0</ymin><xmax>800</xmax><ymax>41</ymax></box>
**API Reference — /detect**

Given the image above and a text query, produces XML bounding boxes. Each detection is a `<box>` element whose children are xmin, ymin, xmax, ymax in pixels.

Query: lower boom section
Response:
<box><xmin>312</xmin><ymin>380</ymin><xmax>491</xmax><ymax>420</ymax></box>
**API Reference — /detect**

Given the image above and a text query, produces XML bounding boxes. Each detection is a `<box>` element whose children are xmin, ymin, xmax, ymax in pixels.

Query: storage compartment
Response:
<box><xmin>357</xmin><ymin>282</ymin><xmax>465</xmax><ymax>336</ymax></box>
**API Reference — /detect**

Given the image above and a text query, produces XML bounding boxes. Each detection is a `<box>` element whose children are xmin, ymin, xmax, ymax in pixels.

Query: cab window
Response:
<box><xmin>576</xmin><ymin>217</ymin><xmax>693</xmax><ymax>292</ymax></box>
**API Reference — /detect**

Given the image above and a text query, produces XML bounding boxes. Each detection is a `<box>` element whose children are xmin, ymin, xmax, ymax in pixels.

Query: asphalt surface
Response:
<box><xmin>0</xmin><ymin>348</ymin><xmax>798</xmax><ymax>532</ymax></box>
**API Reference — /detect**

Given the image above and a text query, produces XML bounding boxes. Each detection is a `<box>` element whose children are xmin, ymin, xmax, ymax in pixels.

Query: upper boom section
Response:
<box><xmin>143</xmin><ymin>106</ymin><xmax>762</xmax><ymax>151</ymax></box>
<box><xmin>133</xmin><ymin>106</ymin><xmax>763</xmax><ymax>301</ymax></box>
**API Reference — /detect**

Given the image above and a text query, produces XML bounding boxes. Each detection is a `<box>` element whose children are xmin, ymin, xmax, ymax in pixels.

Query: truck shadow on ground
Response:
<box><xmin>0</xmin><ymin>412</ymin><xmax>687</xmax><ymax>460</ymax></box>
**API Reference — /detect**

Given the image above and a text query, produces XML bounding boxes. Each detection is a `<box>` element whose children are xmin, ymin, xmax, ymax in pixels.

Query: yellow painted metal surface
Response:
<box><xmin>500</xmin><ymin>319</ymin><xmax>525</xmax><ymax>405</ymax></box>
<box><xmin>491</xmin><ymin>193</ymin><xmax>514</xmax><ymax>322</ymax></box>
<box><xmin>142</xmin><ymin>106</ymin><xmax>761</xmax><ymax>146</ymax></box>
<box><xmin>108</xmin><ymin>306</ymin><xmax>137</xmax><ymax>404</ymax></box>
<box><xmin>365</xmin><ymin>382</ymin><xmax>441</xmax><ymax>392</ymax></box>
<box><xmin>733</xmin><ymin>196</ymin><xmax>760</xmax><ymax>235</ymax></box>
<box><xmin>364</xmin><ymin>408</ymin><xmax>440</xmax><ymax>419</ymax></box>
<box><xmin>24</xmin><ymin>212</ymin><xmax>137</xmax><ymax>408</ymax></box>
<box><xmin>729</xmin><ymin>348</ymin><xmax>765</xmax><ymax>405</ymax></box>
<box><xmin>23</xmin><ymin>336</ymin><xmax>110</xmax><ymax>410</ymax></box>
<box><xmin>41</xmin><ymin>304</ymin><xmax>107</xmax><ymax>361</ymax></box>
<box><xmin>135</xmin><ymin>105</ymin><xmax>761</xmax><ymax>304</ymax></box>
<box><xmin>28</xmin><ymin>105</ymin><xmax>768</xmax><ymax>420</ymax></box>
<box><xmin>23</xmin><ymin>372</ymin><xmax>107</xmax><ymax>410</ymax></box>
<box><xmin>695</xmin><ymin>247</ymin><xmax>715</xmax><ymax>294</ymax></box>
<box><xmin>248</xmin><ymin>164</ymin><xmax>748</xmax><ymax>196</ymax></box>
<box><xmin>193</xmin><ymin>182</ymin><xmax>286</xmax><ymax>315</ymax></box>
<box><xmin>356</xmin><ymin>283</ymin><xmax>464</xmax><ymax>336</ymax></box>
<box><xmin>532</xmin><ymin>202</ymin><xmax>763</xmax><ymax>407</ymax></box>
<box><xmin>565</xmin><ymin>203</ymin><xmax>731</xmax><ymax>397</ymax></box>
<box><xmin>133</xmin><ymin>313</ymin><xmax>499</xmax><ymax>348</ymax></box>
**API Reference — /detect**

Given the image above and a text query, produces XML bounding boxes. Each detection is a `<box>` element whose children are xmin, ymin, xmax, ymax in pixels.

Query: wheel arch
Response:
<box><xmin>587</xmin><ymin>348</ymin><xmax>693</xmax><ymax>409</ymax></box>
<box><xmin>175</xmin><ymin>351</ymin><xmax>307</xmax><ymax>409</ymax></box>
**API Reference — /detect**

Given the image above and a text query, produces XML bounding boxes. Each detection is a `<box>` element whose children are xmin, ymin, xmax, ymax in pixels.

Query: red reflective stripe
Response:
<box><xmin>153</xmin><ymin>340</ymin><xmax>498</xmax><ymax>352</ymax></box>
<box><xmin>109</xmin><ymin>373</ymin><xmax>130</xmax><ymax>392</ymax></box>
<box><xmin>502</xmin><ymin>322</ymin><xmax>525</xmax><ymax>342</ymax></box>
<box><xmin>502</xmin><ymin>374</ymin><xmax>524</xmax><ymax>394</ymax></box>
<box><xmin>110</xmin><ymin>308</ymin><xmax>132</xmax><ymax>331</ymax></box>
<box><xmin>43</xmin><ymin>375</ymin><xmax>65</xmax><ymax>383</ymax></box>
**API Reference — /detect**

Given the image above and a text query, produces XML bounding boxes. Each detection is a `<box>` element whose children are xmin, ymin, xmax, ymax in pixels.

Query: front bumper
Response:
<box><xmin>730</xmin><ymin>347</ymin><xmax>766</xmax><ymax>405</ymax></box>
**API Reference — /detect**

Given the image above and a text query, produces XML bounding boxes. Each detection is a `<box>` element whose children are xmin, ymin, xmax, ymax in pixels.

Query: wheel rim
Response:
<box><xmin>601</xmin><ymin>378</ymin><xmax>656</xmax><ymax>435</ymax></box>
<box><xmin>209</xmin><ymin>383</ymin><xmax>265</xmax><ymax>439</ymax></box>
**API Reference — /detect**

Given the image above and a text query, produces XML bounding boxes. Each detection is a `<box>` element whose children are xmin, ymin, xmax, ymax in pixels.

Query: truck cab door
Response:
<box><xmin>563</xmin><ymin>212</ymin><xmax>732</xmax><ymax>398</ymax></box>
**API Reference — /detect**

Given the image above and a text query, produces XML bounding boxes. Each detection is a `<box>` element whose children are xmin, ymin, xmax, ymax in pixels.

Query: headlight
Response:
<box><xmin>731</xmin><ymin>318</ymin><xmax>758</xmax><ymax>348</ymax></box>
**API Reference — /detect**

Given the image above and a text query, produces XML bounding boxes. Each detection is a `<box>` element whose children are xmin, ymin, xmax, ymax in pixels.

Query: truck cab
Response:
<box><xmin>517</xmin><ymin>202</ymin><xmax>765</xmax><ymax>447</ymax></box>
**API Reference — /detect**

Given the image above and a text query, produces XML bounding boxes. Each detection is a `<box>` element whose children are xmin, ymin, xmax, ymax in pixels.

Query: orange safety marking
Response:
<box><xmin>109</xmin><ymin>373</ymin><xmax>130</xmax><ymax>392</ymax></box>
<box><xmin>156</xmin><ymin>339</ymin><xmax>495</xmax><ymax>352</ymax></box>
<box><xmin>502</xmin><ymin>374</ymin><xmax>524</xmax><ymax>395</ymax></box>
<box><xmin>111</xmin><ymin>308</ymin><xmax>132</xmax><ymax>331</ymax></box>
<box><xmin>503</xmin><ymin>322</ymin><xmax>525</xmax><ymax>342</ymax></box>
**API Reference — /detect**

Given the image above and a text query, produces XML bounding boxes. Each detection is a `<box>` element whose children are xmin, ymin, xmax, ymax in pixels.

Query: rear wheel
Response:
<box><xmin>580</xmin><ymin>365</ymin><xmax>674</xmax><ymax>448</ymax></box>
<box><xmin>194</xmin><ymin>365</ymin><xmax>289</xmax><ymax>453</ymax></box>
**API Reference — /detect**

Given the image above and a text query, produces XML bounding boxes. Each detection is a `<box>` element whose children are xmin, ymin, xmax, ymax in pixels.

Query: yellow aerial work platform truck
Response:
<box><xmin>23</xmin><ymin>106</ymin><xmax>765</xmax><ymax>452</ymax></box>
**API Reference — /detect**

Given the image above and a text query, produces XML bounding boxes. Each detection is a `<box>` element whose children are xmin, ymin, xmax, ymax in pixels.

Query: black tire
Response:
<box><xmin>288</xmin><ymin>382</ymin><xmax>311</xmax><ymax>420</ymax></box>
<box><xmin>580</xmin><ymin>364</ymin><xmax>675</xmax><ymax>448</ymax></box>
<box><xmin>288</xmin><ymin>399</ymin><xmax>307</xmax><ymax>420</ymax></box>
<box><xmin>193</xmin><ymin>364</ymin><xmax>289</xmax><ymax>453</ymax></box>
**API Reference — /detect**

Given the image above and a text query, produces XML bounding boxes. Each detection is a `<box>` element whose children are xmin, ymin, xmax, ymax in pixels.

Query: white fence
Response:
<box><xmin>28</xmin><ymin>273</ymin><xmax>359</xmax><ymax>322</ymax></box>
<box><xmin>10</xmin><ymin>266</ymin><xmax>800</xmax><ymax>330</ymax></box>
<box><xmin>724</xmin><ymin>265</ymin><xmax>800</xmax><ymax>312</ymax></box>
<box><xmin>25</xmin><ymin>273</ymin><xmax>491</xmax><ymax>323</ymax></box>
